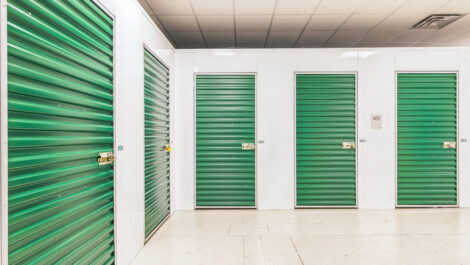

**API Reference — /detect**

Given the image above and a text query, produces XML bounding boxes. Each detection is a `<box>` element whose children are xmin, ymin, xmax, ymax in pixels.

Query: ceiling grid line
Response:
<box><xmin>233</xmin><ymin>0</ymin><xmax>237</xmax><ymax>47</ymax></box>
<box><xmin>142</xmin><ymin>0</ymin><xmax>179</xmax><ymax>47</ymax></box>
<box><xmin>263</xmin><ymin>0</ymin><xmax>280</xmax><ymax>48</ymax></box>
<box><xmin>321</xmin><ymin>12</ymin><xmax>356</xmax><ymax>48</ymax></box>
<box><xmin>292</xmin><ymin>0</ymin><xmax>323</xmax><ymax>48</ymax></box>
<box><xmin>351</xmin><ymin>0</ymin><xmax>410</xmax><ymax>47</ymax></box>
<box><xmin>188</xmin><ymin>0</ymin><xmax>209</xmax><ymax>48</ymax></box>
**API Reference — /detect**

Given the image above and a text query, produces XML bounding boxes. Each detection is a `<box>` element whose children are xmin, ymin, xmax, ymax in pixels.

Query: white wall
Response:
<box><xmin>97</xmin><ymin>1</ymin><xmax>175</xmax><ymax>264</ymax></box>
<box><xmin>174</xmin><ymin>47</ymin><xmax>470</xmax><ymax>211</ymax></box>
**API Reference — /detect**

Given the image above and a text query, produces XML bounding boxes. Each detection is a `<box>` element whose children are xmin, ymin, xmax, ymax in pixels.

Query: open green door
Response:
<box><xmin>144</xmin><ymin>48</ymin><xmax>170</xmax><ymax>238</ymax></box>
<box><xmin>296</xmin><ymin>74</ymin><xmax>357</xmax><ymax>207</ymax></box>
<box><xmin>8</xmin><ymin>1</ymin><xmax>115</xmax><ymax>264</ymax></box>
<box><xmin>195</xmin><ymin>74</ymin><xmax>256</xmax><ymax>207</ymax></box>
<box><xmin>397</xmin><ymin>73</ymin><xmax>457</xmax><ymax>206</ymax></box>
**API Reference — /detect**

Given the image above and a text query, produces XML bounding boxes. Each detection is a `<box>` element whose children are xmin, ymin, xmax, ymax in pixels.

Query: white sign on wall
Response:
<box><xmin>371</xmin><ymin>114</ymin><xmax>382</xmax><ymax>129</ymax></box>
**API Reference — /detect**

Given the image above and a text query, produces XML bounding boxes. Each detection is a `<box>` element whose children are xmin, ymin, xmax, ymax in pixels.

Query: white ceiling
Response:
<box><xmin>138</xmin><ymin>0</ymin><xmax>470</xmax><ymax>48</ymax></box>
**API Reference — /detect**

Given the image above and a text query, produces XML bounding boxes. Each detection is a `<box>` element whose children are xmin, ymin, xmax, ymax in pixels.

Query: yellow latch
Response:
<box><xmin>98</xmin><ymin>152</ymin><xmax>115</xmax><ymax>166</ymax></box>
<box><xmin>163</xmin><ymin>144</ymin><xmax>172</xmax><ymax>152</ymax></box>
<box><xmin>342</xmin><ymin>142</ymin><xmax>356</xmax><ymax>149</ymax></box>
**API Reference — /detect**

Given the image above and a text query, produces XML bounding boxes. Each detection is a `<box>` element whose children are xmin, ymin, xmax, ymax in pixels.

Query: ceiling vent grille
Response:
<box><xmin>413</xmin><ymin>14</ymin><xmax>463</xmax><ymax>29</ymax></box>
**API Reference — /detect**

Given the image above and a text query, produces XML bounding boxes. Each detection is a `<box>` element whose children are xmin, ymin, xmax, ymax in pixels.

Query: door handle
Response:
<box><xmin>97</xmin><ymin>152</ymin><xmax>115</xmax><ymax>165</ymax></box>
<box><xmin>443</xmin><ymin>142</ymin><xmax>456</xmax><ymax>149</ymax></box>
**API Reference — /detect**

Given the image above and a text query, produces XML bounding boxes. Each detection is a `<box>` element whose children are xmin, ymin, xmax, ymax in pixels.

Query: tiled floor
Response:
<box><xmin>131</xmin><ymin>209</ymin><xmax>470</xmax><ymax>265</ymax></box>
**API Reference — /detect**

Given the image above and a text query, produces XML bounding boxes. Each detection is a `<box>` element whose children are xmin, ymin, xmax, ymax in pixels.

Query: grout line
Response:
<box><xmin>143</xmin><ymin>0</ymin><xmax>179</xmax><ymax>48</ymax></box>
<box><xmin>187</xmin><ymin>0</ymin><xmax>208</xmax><ymax>48</ymax></box>
<box><xmin>263</xmin><ymin>0</ymin><xmax>279</xmax><ymax>48</ymax></box>
<box><xmin>292</xmin><ymin>0</ymin><xmax>323</xmax><ymax>48</ymax></box>
<box><xmin>289</xmin><ymin>236</ymin><xmax>305</xmax><ymax>265</ymax></box>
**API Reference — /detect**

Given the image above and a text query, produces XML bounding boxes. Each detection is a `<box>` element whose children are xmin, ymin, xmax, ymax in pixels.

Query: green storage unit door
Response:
<box><xmin>397</xmin><ymin>73</ymin><xmax>457</xmax><ymax>206</ymax></box>
<box><xmin>195</xmin><ymin>74</ymin><xmax>256</xmax><ymax>207</ymax></box>
<box><xmin>144</xmin><ymin>49</ymin><xmax>170</xmax><ymax>238</ymax></box>
<box><xmin>296</xmin><ymin>74</ymin><xmax>357</xmax><ymax>207</ymax></box>
<box><xmin>7</xmin><ymin>1</ymin><xmax>115</xmax><ymax>264</ymax></box>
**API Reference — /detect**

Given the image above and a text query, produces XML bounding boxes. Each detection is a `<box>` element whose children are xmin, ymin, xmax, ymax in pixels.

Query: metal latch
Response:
<box><xmin>443</xmin><ymin>141</ymin><xmax>456</xmax><ymax>149</ymax></box>
<box><xmin>242</xmin><ymin>143</ymin><xmax>255</xmax><ymax>150</ymax></box>
<box><xmin>342</xmin><ymin>142</ymin><xmax>356</xmax><ymax>149</ymax></box>
<box><xmin>98</xmin><ymin>152</ymin><xmax>115</xmax><ymax>166</ymax></box>
<box><xmin>163</xmin><ymin>144</ymin><xmax>172</xmax><ymax>152</ymax></box>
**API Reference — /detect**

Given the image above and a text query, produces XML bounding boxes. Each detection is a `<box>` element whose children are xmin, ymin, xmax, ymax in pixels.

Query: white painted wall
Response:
<box><xmin>174</xmin><ymin>48</ymin><xmax>470</xmax><ymax>211</ymax></box>
<box><xmin>97</xmin><ymin>1</ymin><xmax>175</xmax><ymax>264</ymax></box>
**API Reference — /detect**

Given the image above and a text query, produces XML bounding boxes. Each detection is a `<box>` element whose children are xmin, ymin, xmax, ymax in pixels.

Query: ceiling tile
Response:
<box><xmin>159</xmin><ymin>15</ymin><xmax>199</xmax><ymax>31</ymax></box>
<box><xmin>421</xmin><ymin>28</ymin><xmax>468</xmax><ymax>43</ymax></box>
<box><xmin>355</xmin><ymin>0</ymin><xmax>407</xmax><ymax>14</ymax></box>
<box><xmin>237</xmin><ymin>31</ymin><xmax>268</xmax><ymax>43</ymax></box>
<box><xmin>327</xmin><ymin>30</ymin><xmax>364</xmax><ymax>43</ymax></box>
<box><xmin>270</xmin><ymin>15</ymin><xmax>310</xmax><ymax>31</ymax></box>
<box><xmin>315</xmin><ymin>0</ymin><xmax>361</xmax><ymax>14</ymax></box>
<box><xmin>436</xmin><ymin>0</ymin><xmax>470</xmax><ymax>13</ymax></box>
<box><xmin>138</xmin><ymin>0</ymin><xmax>154</xmax><ymax>15</ymax></box>
<box><xmin>361</xmin><ymin>28</ymin><xmax>404</xmax><ymax>42</ymax></box>
<box><xmin>190</xmin><ymin>0</ymin><xmax>233</xmax><ymax>14</ymax></box>
<box><xmin>353</xmin><ymin>42</ymin><xmax>389</xmax><ymax>47</ymax></box>
<box><xmin>295</xmin><ymin>42</ymin><xmax>324</xmax><ymax>48</ymax></box>
<box><xmin>266</xmin><ymin>43</ymin><xmax>294</xmax><ymax>48</ymax></box>
<box><xmin>297</xmin><ymin>30</ymin><xmax>335</xmax><ymax>43</ymax></box>
<box><xmin>390</xmin><ymin>29</ymin><xmax>437</xmax><ymax>42</ymax></box>
<box><xmin>238</xmin><ymin>43</ymin><xmax>266</xmax><ymax>48</ymax></box>
<box><xmin>267</xmin><ymin>31</ymin><xmax>301</xmax><ymax>44</ymax></box>
<box><xmin>340</xmin><ymin>14</ymin><xmax>387</xmax><ymax>33</ymax></box>
<box><xmin>378</xmin><ymin>13</ymin><xmax>428</xmax><ymax>30</ymax></box>
<box><xmin>235</xmin><ymin>0</ymin><xmax>277</xmax><ymax>14</ymax></box>
<box><xmin>198</xmin><ymin>15</ymin><xmax>234</xmax><ymax>31</ymax></box>
<box><xmin>323</xmin><ymin>42</ymin><xmax>355</xmax><ymax>47</ymax></box>
<box><xmin>275</xmin><ymin>0</ymin><xmax>320</xmax><ymax>14</ymax></box>
<box><xmin>384</xmin><ymin>42</ymin><xmax>414</xmax><ymax>47</ymax></box>
<box><xmin>235</xmin><ymin>15</ymin><xmax>272</xmax><ymax>31</ymax></box>
<box><xmin>204</xmin><ymin>31</ymin><xmax>235</xmax><ymax>43</ymax></box>
<box><xmin>306</xmin><ymin>14</ymin><xmax>349</xmax><ymax>30</ymax></box>
<box><xmin>178</xmin><ymin>42</ymin><xmax>206</xmax><ymax>48</ymax></box>
<box><xmin>146</xmin><ymin>0</ymin><xmax>193</xmax><ymax>15</ymax></box>
<box><xmin>171</xmin><ymin>31</ymin><xmax>205</xmax><ymax>44</ymax></box>
<box><xmin>395</xmin><ymin>0</ymin><xmax>450</xmax><ymax>14</ymax></box>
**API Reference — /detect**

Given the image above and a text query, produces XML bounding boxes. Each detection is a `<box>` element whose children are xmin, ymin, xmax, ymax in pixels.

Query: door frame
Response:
<box><xmin>395</xmin><ymin>71</ymin><xmax>460</xmax><ymax>208</ymax></box>
<box><xmin>193</xmin><ymin>72</ymin><xmax>258</xmax><ymax>209</ymax></box>
<box><xmin>0</xmin><ymin>0</ymin><xmax>8</xmax><ymax>263</ymax></box>
<box><xmin>142</xmin><ymin>44</ymin><xmax>172</xmax><ymax>242</ymax></box>
<box><xmin>294</xmin><ymin>71</ymin><xmax>359</xmax><ymax>209</ymax></box>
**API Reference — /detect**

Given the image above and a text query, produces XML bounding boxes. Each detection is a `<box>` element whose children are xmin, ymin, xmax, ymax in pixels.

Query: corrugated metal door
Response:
<box><xmin>195</xmin><ymin>74</ymin><xmax>256</xmax><ymax>207</ymax></box>
<box><xmin>296</xmin><ymin>74</ymin><xmax>357</xmax><ymax>207</ymax></box>
<box><xmin>7</xmin><ymin>1</ymin><xmax>115</xmax><ymax>264</ymax></box>
<box><xmin>144</xmin><ymin>49</ymin><xmax>170</xmax><ymax>238</ymax></box>
<box><xmin>397</xmin><ymin>73</ymin><xmax>457</xmax><ymax>206</ymax></box>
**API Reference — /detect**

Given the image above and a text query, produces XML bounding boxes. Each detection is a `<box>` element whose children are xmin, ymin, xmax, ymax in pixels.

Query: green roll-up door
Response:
<box><xmin>397</xmin><ymin>73</ymin><xmax>457</xmax><ymax>206</ymax></box>
<box><xmin>296</xmin><ymin>74</ymin><xmax>357</xmax><ymax>207</ymax></box>
<box><xmin>195</xmin><ymin>74</ymin><xmax>256</xmax><ymax>207</ymax></box>
<box><xmin>8</xmin><ymin>1</ymin><xmax>115</xmax><ymax>264</ymax></box>
<box><xmin>144</xmin><ymin>49</ymin><xmax>170</xmax><ymax>238</ymax></box>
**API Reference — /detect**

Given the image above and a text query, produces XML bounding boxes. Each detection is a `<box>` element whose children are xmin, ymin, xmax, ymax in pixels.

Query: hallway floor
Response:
<box><xmin>131</xmin><ymin>209</ymin><xmax>470</xmax><ymax>265</ymax></box>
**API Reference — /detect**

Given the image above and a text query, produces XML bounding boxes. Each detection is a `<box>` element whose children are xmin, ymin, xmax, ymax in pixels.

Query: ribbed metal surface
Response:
<box><xmin>144</xmin><ymin>49</ymin><xmax>170</xmax><ymax>237</ymax></box>
<box><xmin>397</xmin><ymin>73</ymin><xmax>457</xmax><ymax>206</ymax></box>
<box><xmin>296</xmin><ymin>74</ymin><xmax>356</xmax><ymax>207</ymax></box>
<box><xmin>195</xmin><ymin>74</ymin><xmax>256</xmax><ymax>207</ymax></box>
<box><xmin>7</xmin><ymin>1</ymin><xmax>114</xmax><ymax>264</ymax></box>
